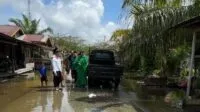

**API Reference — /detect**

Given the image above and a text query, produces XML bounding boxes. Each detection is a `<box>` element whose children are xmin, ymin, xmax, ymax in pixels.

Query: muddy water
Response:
<box><xmin>0</xmin><ymin>73</ymin><xmax>138</xmax><ymax>112</ymax></box>
<box><xmin>0</xmin><ymin>72</ymin><xmax>187</xmax><ymax>112</ymax></box>
<box><xmin>0</xmin><ymin>72</ymin><xmax>39</xmax><ymax>110</ymax></box>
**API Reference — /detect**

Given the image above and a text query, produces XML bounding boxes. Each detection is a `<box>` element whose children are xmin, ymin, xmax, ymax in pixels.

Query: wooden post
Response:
<box><xmin>186</xmin><ymin>32</ymin><xmax>196</xmax><ymax>98</ymax></box>
<box><xmin>12</xmin><ymin>45</ymin><xmax>15</xmax><ymax>73</ymax></box>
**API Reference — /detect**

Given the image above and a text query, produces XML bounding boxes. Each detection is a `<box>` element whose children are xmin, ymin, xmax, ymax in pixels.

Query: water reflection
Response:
<box><xmin>122</xmin><ymin>79</ymin><xmax>185</xmax><ymax>112</ymax></box>
<box><xmin>0</xmin><ymin>75</ymin><xmax>74</xmax><ymax>112</ymax></box>
<box><xmin>40</xmin><ymin>91</ymin><xmax>48</xmax><ymax>112</ymax></box>
<box><xmin>0</xmin><ymin>73</ymin><xmax>193</xmax><ymax>112</ymax></box>
<box><xmin>30</xmin><ymin>87</ymin><xmax>74</xmax><ymax>112</ymax></box>
<box><xmin>52</xmin><ymin>91</ymin><xmax>63</xmax><ymax>112</ymax></box>
<box><xmin>61</xmin><ymin>88</ymin><xmax>74</xmax><ymax>112</ymax></box>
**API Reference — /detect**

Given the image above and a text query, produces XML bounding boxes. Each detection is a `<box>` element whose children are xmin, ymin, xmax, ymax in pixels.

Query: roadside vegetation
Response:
<box><xmin>111</xmin><ymin>0</ymin><xmax>200</xmax><ymax>79</ymax></box>
<box><xmin>52</xmin><ymin>35</ymin><xmax>90</xmax><ymax>53</ymax></box>
<box><xmin>110</xmin><ymin>0</ymin><xmax>200</xmax><ymax>107</ymax></box>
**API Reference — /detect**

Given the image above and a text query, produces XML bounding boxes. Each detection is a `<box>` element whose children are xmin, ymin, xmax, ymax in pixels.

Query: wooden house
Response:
<box><xmin>0</xmin><ymin>25</ymin><xmax>54</xmax><ymax>75</ymax></box>
<box><xmin>0</xmin><ymin>25</ymin><xmax>24</xmax><ymax>38</ymax></box>
<box><xmin>17</xmin><ymin>34</ymin><xmax>54</xmax><ymax>69</ymax></box>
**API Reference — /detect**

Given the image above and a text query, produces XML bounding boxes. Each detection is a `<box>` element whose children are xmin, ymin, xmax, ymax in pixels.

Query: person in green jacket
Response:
<box><xmin>74</xmin><ymin>51</ymin><xmax>88</xmax><ymax>88</ymax></box>
<box><xmin>71</xmin><ymin>51</ymin><xmax>78</xmax><ymax>82</ymax></box>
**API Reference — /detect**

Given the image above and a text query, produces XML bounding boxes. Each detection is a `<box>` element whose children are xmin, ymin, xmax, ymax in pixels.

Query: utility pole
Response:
<box><xmin>28</xmin><ymin>0</ymin><xmax>31</xmax><ymax>19</ymax></box>
<box><xmin>186</xmin><ymin>32</ymin><xmax>196</xmax><ymax>98</ymax></box>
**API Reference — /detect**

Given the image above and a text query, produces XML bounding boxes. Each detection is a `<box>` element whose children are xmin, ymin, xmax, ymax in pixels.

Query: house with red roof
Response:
<box><xmin>0</xmin><ymin>32</ymin><xmax>18</xmax><ymax>74</ymax></box>
<box><xmin>0</xmin><ymin>25</ymin><xmax>24</xmax><ymax>38</ymax></box>
<box><xmin>17</xmin><ymin>34</ymin><xmax>53</xmax><ymax>47</ymax></box>
<box><xmin>0</xmin><ymin>32</ymin><xmax>35</xmax><ymax>75</ymax></box>
<box><xmin>0</xmin><ymin>25</ymin><xmax>54</xmax><ymax>75</ymax></box>
<box><xmin>17</xmin><ymin>34</ymin><xmax>54</xmax><ymax>70</ymax></box>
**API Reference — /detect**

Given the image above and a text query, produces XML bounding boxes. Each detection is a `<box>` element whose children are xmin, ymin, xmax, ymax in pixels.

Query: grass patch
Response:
<box><xmin>121</xmin><ymin>78</ymin><xmax>138</xmax><ymax>91</ymax></box>
<box><xmin>123</xmin><ymin>72</ymin><xmax>145</xmax><ymax>80</ymax></box>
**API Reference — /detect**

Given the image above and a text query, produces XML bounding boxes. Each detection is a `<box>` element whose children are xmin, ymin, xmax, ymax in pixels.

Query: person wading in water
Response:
<box><xmin>74</xmin><ymin>51</ymin><xmax>88</xmax><ymax>88</ymax></box>
<box><xmin>71</xmin><ymin>51</ymin><xmax>78</xmax><ymax>82</ymax></box>
<box><xmin>52</xmin><ymin>48</ymin><xmax>63</xmax><ymax>90</ymax></box>
<box><xmin>39</xmin><ymin>63</ymin><xmax>48</xmax><ymax>87</ymax></box>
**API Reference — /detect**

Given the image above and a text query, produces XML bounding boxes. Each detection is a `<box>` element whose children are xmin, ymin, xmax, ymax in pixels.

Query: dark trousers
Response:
<box><xmin>72</xmin><ymin>70</ymin><xmax>77</xmax><ymax>82</ymax></box>
<box><xmin>53</xmin><ymin>71</ymin><xmax>62</xmax><ymax>87</ymax></box>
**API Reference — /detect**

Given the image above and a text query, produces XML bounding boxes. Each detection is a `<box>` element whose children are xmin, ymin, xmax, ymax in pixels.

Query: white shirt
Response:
<box><xmin>51</xmin><ymin>55</ymin><xmax>62</xmax><ymax>75</ymax></box>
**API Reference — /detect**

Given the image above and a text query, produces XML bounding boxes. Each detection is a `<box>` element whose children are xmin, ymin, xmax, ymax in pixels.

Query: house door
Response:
<box><xmin>16</xmin><ymin>44</ymin><xmax>25</xmax><ymax>68</ymax></box>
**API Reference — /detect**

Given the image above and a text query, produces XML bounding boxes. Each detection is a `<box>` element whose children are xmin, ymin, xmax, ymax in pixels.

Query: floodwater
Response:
<box><xmin>0</xmin><ymin>72</ymin><xmax>187</xmax><ymax>112</ymax></box>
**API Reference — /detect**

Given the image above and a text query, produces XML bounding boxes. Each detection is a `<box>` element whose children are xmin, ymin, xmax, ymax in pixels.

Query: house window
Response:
<box><xmin>25</xmin><ymin>47</ymin><xmax>31</xmax><ymax>58</ymax></box>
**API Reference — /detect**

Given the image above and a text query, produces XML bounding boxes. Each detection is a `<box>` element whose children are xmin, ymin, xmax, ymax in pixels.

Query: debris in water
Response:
<box><xmin>164</xmin><ymin>90</ymin><xmax>185</xmax><ymax>108</ymax></box>
<box><xmin>26</xmin><ymin>72</ymin><xmax>35</xmax><ymax>80</ymax></box>
<box><xmin>100</xmin><ymin>85</ymin><xmax>103</xmax><ymax>89</ymax></box>
<box><xmin>136</xmin><ymin>81</ymin><xmax>144</xmax><ymax>84</ymax></box>
<box><xmin>84</xmin><ymin>108</ymin><xmax>103</xmax><ymax>112</ymax></box>
<box><xmin>1</xmin><ymin>79</ymin><xmax>8</xmax><ymax>83</ymax></box>
<box><xmin>88</xmin><ymin>93</ymin><xmax>97</xmax><ymax>98</ymax></box>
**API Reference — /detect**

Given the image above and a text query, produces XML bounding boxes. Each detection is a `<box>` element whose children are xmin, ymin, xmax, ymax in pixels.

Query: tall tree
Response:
<box><xmin>119</xmin><ymin>0</ymin><xmax>200</xmax><ymax>75</ymax></box>
<box><xmin>111</xmin><ymin>29</ymin><xmax>131</xmax><ymax>43</ymax></box>
<box><xmin>53</xmin><ymin>35</ymin><xmax>88</xmax><ymax>53</ymax></box>
<box><xmin>122</xmin><ymin>0</ymin><xmax>186</xmax><ymax>8</ymax></box>
<box><xmin>9</xmin><ymin>14</ymin><xmax>53</xmax><ymax>34</ymax></box>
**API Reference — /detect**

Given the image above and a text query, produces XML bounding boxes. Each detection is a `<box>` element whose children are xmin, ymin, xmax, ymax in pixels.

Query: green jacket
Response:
<box><xmin>74</xmin><ymin>55</ymin><xmax>88</xmax><ymax>72</ymax></box>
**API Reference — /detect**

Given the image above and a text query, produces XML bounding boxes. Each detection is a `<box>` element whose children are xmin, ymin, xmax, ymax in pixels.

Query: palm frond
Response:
<box><xmin>22</xmin><ymin>14</ymin><xmax>30</xmax><ymax>29</ymax></box>
<box><xmin>37</xmin><ymin>27</ymin><xmax>53</xmax><ymax>35</ymax></box>
<box><xmin>122</xmin><ymin>0</ymin><xmax>183</xmax><ymax>9</ymax></box>
<box><xmin>9</xmin><ymin>14</ymin><xmax>53</xmax><ymax>34</ymax></box>
<box><xmin>9</xmin><ymin>18</ymin><xmax>26</xmax><ymax>32</ymax></box>
<box><xmin>118</xmin><ymin>0</ymin><xmax>200</xmax><ymax>74</ymax></box>
<box><xmin>29</xmin><ymin>19</ymin><xmax>39</xmax><ymax>34</ymax></box>
<box><xmin>110</xmin><ymin>29</ymin><xmax>131</xmax><ymax>41</ymax></box>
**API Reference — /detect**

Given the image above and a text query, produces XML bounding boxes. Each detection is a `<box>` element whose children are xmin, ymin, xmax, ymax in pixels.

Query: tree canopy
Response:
<box><xmin>53</xmin><ymin>35</ymin><xmax>90</xmax><ymax>54</ymax></box>
<box><xmin>9</xmin><ymin>14</ymin><xmax>53</xmax><ymax>34</ymax></box>
<box><xmin>115</xmin><ymin>0</ymin><xmax>200</xmax><ymax>76</ymax></box>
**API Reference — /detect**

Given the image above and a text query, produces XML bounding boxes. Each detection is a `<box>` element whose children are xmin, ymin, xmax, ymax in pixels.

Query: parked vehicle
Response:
<box><xmin>87</xmin><ymin>49</ymin><xmax>123</xmax><ymax>89</ymax></box>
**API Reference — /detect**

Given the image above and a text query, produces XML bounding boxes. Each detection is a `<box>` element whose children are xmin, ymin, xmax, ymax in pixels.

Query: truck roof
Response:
<box><xmin>90</xmin><ymin>49</ymin><xmax>114</xmax><ymax>53</ymax></box>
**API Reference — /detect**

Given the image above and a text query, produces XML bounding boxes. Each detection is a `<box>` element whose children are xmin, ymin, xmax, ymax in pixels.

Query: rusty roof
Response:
<box><xmin>23</xmin><ymin>34</ymin><xmax>44</xmax><ymax>43</ymax></box>
<box><xmin>17</xmin><ymin>34</ymin><xmax>53</xmax><ymax>47</ymax></box>
<box><xmin>171</xmin><ymin>16</ymin><xmax>200</xmax><ymax>30</ymax></box>
<box><xmin>0</xmin><ymin>25</ymin><xmax>23</xmax><ymax>37</ymax></box>
<box><xmin>0</xmin><ymin>32</ymin><xmax>31</xmax><ymax>45</ymax></box>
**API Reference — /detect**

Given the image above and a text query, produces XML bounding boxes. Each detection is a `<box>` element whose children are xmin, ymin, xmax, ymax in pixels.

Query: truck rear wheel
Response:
<box><xmin>114</xmin><ymin>78</ymin><xmax>120</xmax><ymax>90</ymax></box>
<box><xmin>88</xmin><ymin>77</ymin><xmax>94</xmax><ymax>88</ymax></box>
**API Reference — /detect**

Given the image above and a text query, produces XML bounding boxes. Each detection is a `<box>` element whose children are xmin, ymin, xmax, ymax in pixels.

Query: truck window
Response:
<box><xmin>90</xmin><ymin>51</ymin><xmax>115</xmax><ymax>65</ymax></box>
<box><xmin>94</xmin><ymin>53</ymin><xmax>113</xmax><ymax>60</ymax></box>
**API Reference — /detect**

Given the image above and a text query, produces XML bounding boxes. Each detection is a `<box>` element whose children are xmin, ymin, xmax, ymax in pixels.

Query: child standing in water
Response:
<box><xmin>39</xmin><ymin>63</ymin><xmax>48</xmax><ymax>86</ymax></box>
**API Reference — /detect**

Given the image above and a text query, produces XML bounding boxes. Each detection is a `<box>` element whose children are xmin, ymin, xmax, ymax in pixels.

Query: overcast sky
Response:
<box><xmin>0</xmin><ymin>0</ymin><xmax>128</xmax><ymax>43</ymax></box>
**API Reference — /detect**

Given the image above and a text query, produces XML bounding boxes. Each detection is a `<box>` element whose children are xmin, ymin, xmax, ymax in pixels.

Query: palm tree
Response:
<box><xmin>9</xmin><ymin>14</ymin><xmax>53</xmax><ymax>34</ymax></box>
<box><xmin>119</xmin><ymin>0</ymin><xmax>200</xmax><ymax>75</ymax></box>
<box><xmin>111</xmin><ymin>29</ymin><xmax>131</xmax><ymax>43</ymax></box>
<box><xmin>122</xmin><ymin>0</ymin><xmax>185</xmax><ymax>8</ymax></box>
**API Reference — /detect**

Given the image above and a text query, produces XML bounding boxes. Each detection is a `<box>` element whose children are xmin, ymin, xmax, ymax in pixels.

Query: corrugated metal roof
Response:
<box><xmin>0</xmin><ymin>25</ymin><xmax>22</xmax><ymax>37</ymax></box>
<box><xmin>24</xmin><ymin>34</ymin><xmax>44</xmax><ymax>42</ymax></box>
<box><xmin>0</xmin><ymin>32</ymin><xmax>28</xmax><ymax>45</ymax></box>
<box><xmin>170</xmin><ymin>16</ymin><xmax>200</xmax><ymax>30</ymax></box>
<box><xmin>17</xmin><ymin>34</ymin><xmax>50</xmax><ymax>43</ymax></box>
<box><xmin>41</xmin><ymin>35</ymin><xmax>49</xmax><ymax>42</ymax></box>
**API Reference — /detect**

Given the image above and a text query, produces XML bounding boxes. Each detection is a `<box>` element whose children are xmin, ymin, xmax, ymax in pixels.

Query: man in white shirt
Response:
<box><xmin>52</xmin><ymin>48</ymin><xmax>63</xmax><ymax>90</ymax></box>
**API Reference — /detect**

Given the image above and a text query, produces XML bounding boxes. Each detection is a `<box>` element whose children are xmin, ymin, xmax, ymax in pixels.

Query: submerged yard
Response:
<box><xmin>0</xmin><ymin>72</ymin><xmax>195</xmax><ymax>112</ymax></box>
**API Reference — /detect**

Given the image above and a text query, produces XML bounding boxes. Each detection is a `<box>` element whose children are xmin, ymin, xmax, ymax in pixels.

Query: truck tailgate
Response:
<box><xmin>88</xmin><ymin>64</ymin><xmax>123</xmax><ymax>77</ymax></box>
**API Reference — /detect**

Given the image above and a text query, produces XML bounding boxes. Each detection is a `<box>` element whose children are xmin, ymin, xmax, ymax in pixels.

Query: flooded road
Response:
<box><xmin>0</xmin><ymin>73</ymin><xmax>137</xmax><ymax>112</ymax></box>
<box><xmin>0</xmin><ymin>72</ymin><xmax>184</xmax><ymax>112</ymax></box>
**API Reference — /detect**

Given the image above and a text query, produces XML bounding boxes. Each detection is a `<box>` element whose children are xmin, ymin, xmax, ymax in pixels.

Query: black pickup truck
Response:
<box><xmin>87</xmin><ymin>49</ymin><xmax>123</xmax><ymax>89</ymax></box>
